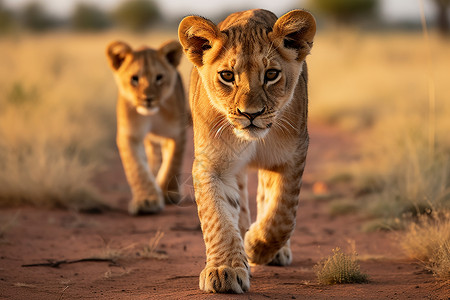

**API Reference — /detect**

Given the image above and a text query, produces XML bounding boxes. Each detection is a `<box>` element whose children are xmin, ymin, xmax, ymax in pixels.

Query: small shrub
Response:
<box><xmin>314</xmin><ymin>248</ymin><xmax>369</xmax><ymax>284</ymax></box>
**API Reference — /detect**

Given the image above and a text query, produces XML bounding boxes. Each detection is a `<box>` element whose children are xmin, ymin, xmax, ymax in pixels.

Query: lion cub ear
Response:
<box><xmin>106</xmin><ymin>41</ymin><xmax>132</xmax><ymax>71</ymax></box>
<box><xmin>269</xmin><ymin>10</ymin><xmax>316</xmax><ymax>61</ymax></box>
<box><xmin>159</xmin><ymin>40</ymin><xmax>183</xmax><ymax>68</ymax></box>
<box><xmin>178</xmin><ymin>16</ymin><xmax>225</xmax><ymax>67</ymax></box>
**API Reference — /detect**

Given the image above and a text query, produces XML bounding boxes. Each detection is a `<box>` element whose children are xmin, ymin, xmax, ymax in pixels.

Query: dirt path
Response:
<box><xmin>0</xmin><ymin>124</ymin><xmax>448</xmax><ymax>299</ymax></box>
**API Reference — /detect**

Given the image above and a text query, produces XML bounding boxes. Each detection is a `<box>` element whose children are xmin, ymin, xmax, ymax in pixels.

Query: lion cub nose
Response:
<box><xmin>237</xmin><ymin>107</ymin><xmax>265</xmax><ymax>121</ymax></box>
<box><xmin>145</xmin><ymin>97</ymin><xmax>153</xmax><ymax>107</ymax></box>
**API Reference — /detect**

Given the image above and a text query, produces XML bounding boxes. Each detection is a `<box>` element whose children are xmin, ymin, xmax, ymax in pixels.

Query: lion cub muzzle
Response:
<box><xmin>237</xmin><ymin>107</ymin><xmax>265</xmax><ymax>123</ymax></box>
<box><xmin>230</xmin><ymin>107</ymin><xmax>273</xmax><ymax>140</ymax></box>
<box><xmin>136</xmin><ymin>96</ymin><xmax>160</xmax><ymax>116</ymax></box>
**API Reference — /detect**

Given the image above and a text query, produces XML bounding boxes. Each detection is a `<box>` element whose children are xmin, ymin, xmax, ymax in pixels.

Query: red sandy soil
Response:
<box><xmin>0</xmin><ymin>124</ymin><xmax>448</xmax><ymax>299</ymax></box>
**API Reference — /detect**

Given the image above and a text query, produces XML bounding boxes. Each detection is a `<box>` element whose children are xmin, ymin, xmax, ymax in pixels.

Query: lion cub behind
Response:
<box><xmin>106</xmin><ymin>40</ymin><xmax>187</xmax><ymax>215</ymax></box>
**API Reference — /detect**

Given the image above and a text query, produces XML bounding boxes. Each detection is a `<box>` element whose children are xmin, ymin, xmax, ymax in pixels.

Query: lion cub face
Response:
<box><xmin>107</xmin><ymin>41</ymin><xmax>182</xmax><ymax>116</ymax></box>
<box><xmin>200</xmin><ymin>42</ymin><xmax>304</xmax><ymax>140</ymax></box>
<box><xmin>179</xmin><ymin>10</ymin><xmax>315</xmax><ymax>140</ymax></box>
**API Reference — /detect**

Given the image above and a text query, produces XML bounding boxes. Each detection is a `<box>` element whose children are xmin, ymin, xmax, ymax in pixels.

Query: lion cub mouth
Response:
<box><xmin>136</xmin><ymin>105</ymin><xmax>160</xmax><ymax>116</ymax></box>
<box><xmin>136</xmin><ymin>98</ymin><xmax>160</xmax><ymax>116</ymax></box>
<box><xmin>233</xmin><ymin>124</ymin><xmax>270</xmax><ymax>140</ymax></box>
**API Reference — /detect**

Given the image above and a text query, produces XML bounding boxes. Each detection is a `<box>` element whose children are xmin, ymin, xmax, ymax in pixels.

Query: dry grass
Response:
<box><xmin>138</xmin><ymin>230</ymin><xmax>168</xmax><ymax>259</ymax></box>
<box><xmin>93</xmin><ymin>231</ymin><xmax>167</xmax><ymax>261</ymax></box>
<box><xmin>2</xmin><ymin>28</ymin><xmax>448</xmax><ymax>217</ymax></box>
<box><xmin>0</xmin><ymin>30</ymin><xmax>190</xmax><ymax>210</ymax></box>
<box><xmin>429</xmin><ymin>242</ymin><xmax>450</xmax><ymax>280</ymax></box>
<box><xmin>309</xmin><ymin>30</ymin><xmax>450</xmax><ymax>132</ymax></box>
<box><xmin>308</xmin><ymin>30</ymin><xmax>450</xmax><ymax>220</ymax></box>
<box><xmin>400</xmin><ymin>211</ymin><xmax>450</xmax><ymax>281</ymax></box>
<box><xmin>1</xmin><ymin>29</ymin><xmax>449</xmax><ymax>285</ymax></box>
<box><xmin>359</xmin><ymin>135</ymin><xmax>450</xmax><ymax>223</ymax></box>
<box><xmin>13</xmin><ymin>282</ymin><xmax>37</xmax><ymax>288</ymax></box>
<box><xmin>96</xmin><ymin>241</ymin><xmax>129</xmax><ymax>261</ymax></box>
<box><xmin>308</xmin><ymin>29</ymin><xmax>450</xmax><ymax>280</ymax></box>
<box><xmin>314</xmin><ymin>247</ymin><xmax>369</xmax><ymax>285</ymax></box>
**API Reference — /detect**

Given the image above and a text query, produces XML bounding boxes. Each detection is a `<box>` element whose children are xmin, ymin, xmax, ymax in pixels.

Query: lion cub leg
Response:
<box><xmin>237</xmin><ymin>171</ymin><xmax>251</xmax><ymax>239</ymax></box>
<box><xmin>253</xmin><ymin>171</ymin><xmax>292</xmax><ymax>266</ymax></box>
<box><xmin>244</xmin><ymin>161</ymin><xmax>305</xmax><ymax>265</ymax></box>
<box><xmin>268</xmin><ymin>240</ymin><xmax>292</xmax><ymax>266</ymax></box>
<box><xmin>156</xmin><ymin>133</ymin><xmax>185</xmax><ymax>205</ymax></box>
<box><xmin>144</xmin><ymin>138</ymin><xmax>162</xmax><ymax>176</ymax></box>
<box><xmin>117</xmin><ymin>134</ymin><xmax>164</xmax><ymax>215</ymax></box>
<box><xmin>194</xmin><ymin>160</ymin><xmax>250</xmax><ymax>293</ymax></box>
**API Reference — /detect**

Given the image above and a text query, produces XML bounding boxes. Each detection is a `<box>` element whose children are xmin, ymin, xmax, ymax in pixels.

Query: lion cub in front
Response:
<box><xmin>179</xmin><ymin>9</ymin><xmax>315</xmax><ymax>293</ymax></box>
<box><xmin>106</xmin><ymin>40</ymin><xmax>187</xmax><ymax>215</ymax></box>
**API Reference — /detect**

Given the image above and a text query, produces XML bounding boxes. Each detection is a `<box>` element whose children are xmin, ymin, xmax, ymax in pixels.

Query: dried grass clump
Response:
<box><xmin>428</xmin><ymin>241</ymin><xmax>450</xmax><ymax>280</ymax></box>
<box><xmin>400</xmin><ymin>211</ymin><xmax>450</xmax><ymax>281</ymax></box>
<box><xmin>314</xmin><ymin>248</ymin><xmax>369</xmax><ymax>285</ymax></box>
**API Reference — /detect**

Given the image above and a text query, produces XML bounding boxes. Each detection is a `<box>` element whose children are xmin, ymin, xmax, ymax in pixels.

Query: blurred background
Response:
<box><xmin>0</xmin><ymin>0</ymin><xmax>449</xmax><ymax>227</ymax></box>
<box><xmin>0</xmin><ymin>0</ymin><xmax>447</xmax><ymax>32</ymax></box>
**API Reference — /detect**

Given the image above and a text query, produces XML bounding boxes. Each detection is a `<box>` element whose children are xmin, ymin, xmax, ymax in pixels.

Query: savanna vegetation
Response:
<box><xmin>308</xmin><ymin>29</ymin><xmax>450</xmax><ymax>281</ymax></box>
<box><xmin>0</xmin><ymin>0</ymin><xmax>449</xmax><ymax>284</ymax></box>
<box><xmin>0</xmin><ymin>31</ymin><xmax>186</xmax><ymax>211</ymax></box>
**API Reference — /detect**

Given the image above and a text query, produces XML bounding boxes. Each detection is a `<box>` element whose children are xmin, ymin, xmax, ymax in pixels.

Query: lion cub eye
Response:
<box><xmin>264</xmin><ymin>69</ymin><xmax>280</xmax><ymax>82</ymax></box>
<box><xmin>156</xmin><ymin>74</ymin><xmax>163</xmax><ymax>84</ymax></box>
<box><xmin>131</xmin><ymin>75</ymin><xmax>139</xmax><ymax>86</ymax></box>
<box><xmin>219</xmin><ymin>71</ymin><xmax>235</xmax><ymax>83</ymax></box>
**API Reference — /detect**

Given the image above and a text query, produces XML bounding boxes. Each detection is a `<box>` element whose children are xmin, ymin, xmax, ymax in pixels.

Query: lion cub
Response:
<box><xmin>106</xmin><ymin>40</ymin><xmax>187</xmax><ymax>215</ymax></box>
<box><xmin>179</xmin><ymin>9</ymin><xmax>315</xmax><ymax>293</ymax></box>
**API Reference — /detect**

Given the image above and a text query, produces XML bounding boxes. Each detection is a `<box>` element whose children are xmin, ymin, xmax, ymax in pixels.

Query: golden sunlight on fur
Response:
<box><xmin>106</xmin><ymin>40</ymin><xmax>187</xmax><ymax>215</ymax></box>
<box><xmin>178</xmin><ymin>9</ymin><xmax>316</xmax><ymax>293</ymax></box>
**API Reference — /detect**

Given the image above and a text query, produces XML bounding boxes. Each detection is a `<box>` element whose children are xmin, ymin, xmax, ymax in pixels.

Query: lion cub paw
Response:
<box><xmin>163</xmin><ymin>190</ymin><xmax>181</xmax><ymax>205</ymax></box>
<box><xmin>128</xmin><ymin>195</ymin><xmax>164</xmax><ymax>215</ymax></box>
<box><xmin>268</xmin><ymin>245</ymin><xmax>292</xmax><ymax>266</ymax></box>
<box><xmin>199</xmin><ymin>265</ymin><xmax>250</xmax><ymax>293</ymax></box>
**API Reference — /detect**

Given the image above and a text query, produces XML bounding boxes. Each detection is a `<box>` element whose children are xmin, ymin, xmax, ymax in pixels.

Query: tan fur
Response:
<box><xmin>179</xmin><ymin>9</ymin><xmax>316</xmax><ymax>293</ymax></box>
<box><xmin>106</xmin><ymin>40</ymin><xmax>187</xmax><ymax>215</ymax></box>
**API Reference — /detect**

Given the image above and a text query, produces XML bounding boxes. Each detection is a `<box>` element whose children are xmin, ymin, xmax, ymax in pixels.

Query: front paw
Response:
<box><xmin>268</xmin><ymin>244</ymin><xmax>292</xmax><ymax>266</ymax></box>
<box><xmin>244</xmin><ymin>229</ymin><xmax>275</xmax><ymax>265</ymax></box>
<box><xmin>199</xmin><ymin>265</ymin><xmax>250</xmax><ymax>293</ymax></box>
<box><xmin>128</xmin><ymin>194</ymin><xmax>164</xmax><ymax>215</ymax></box>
